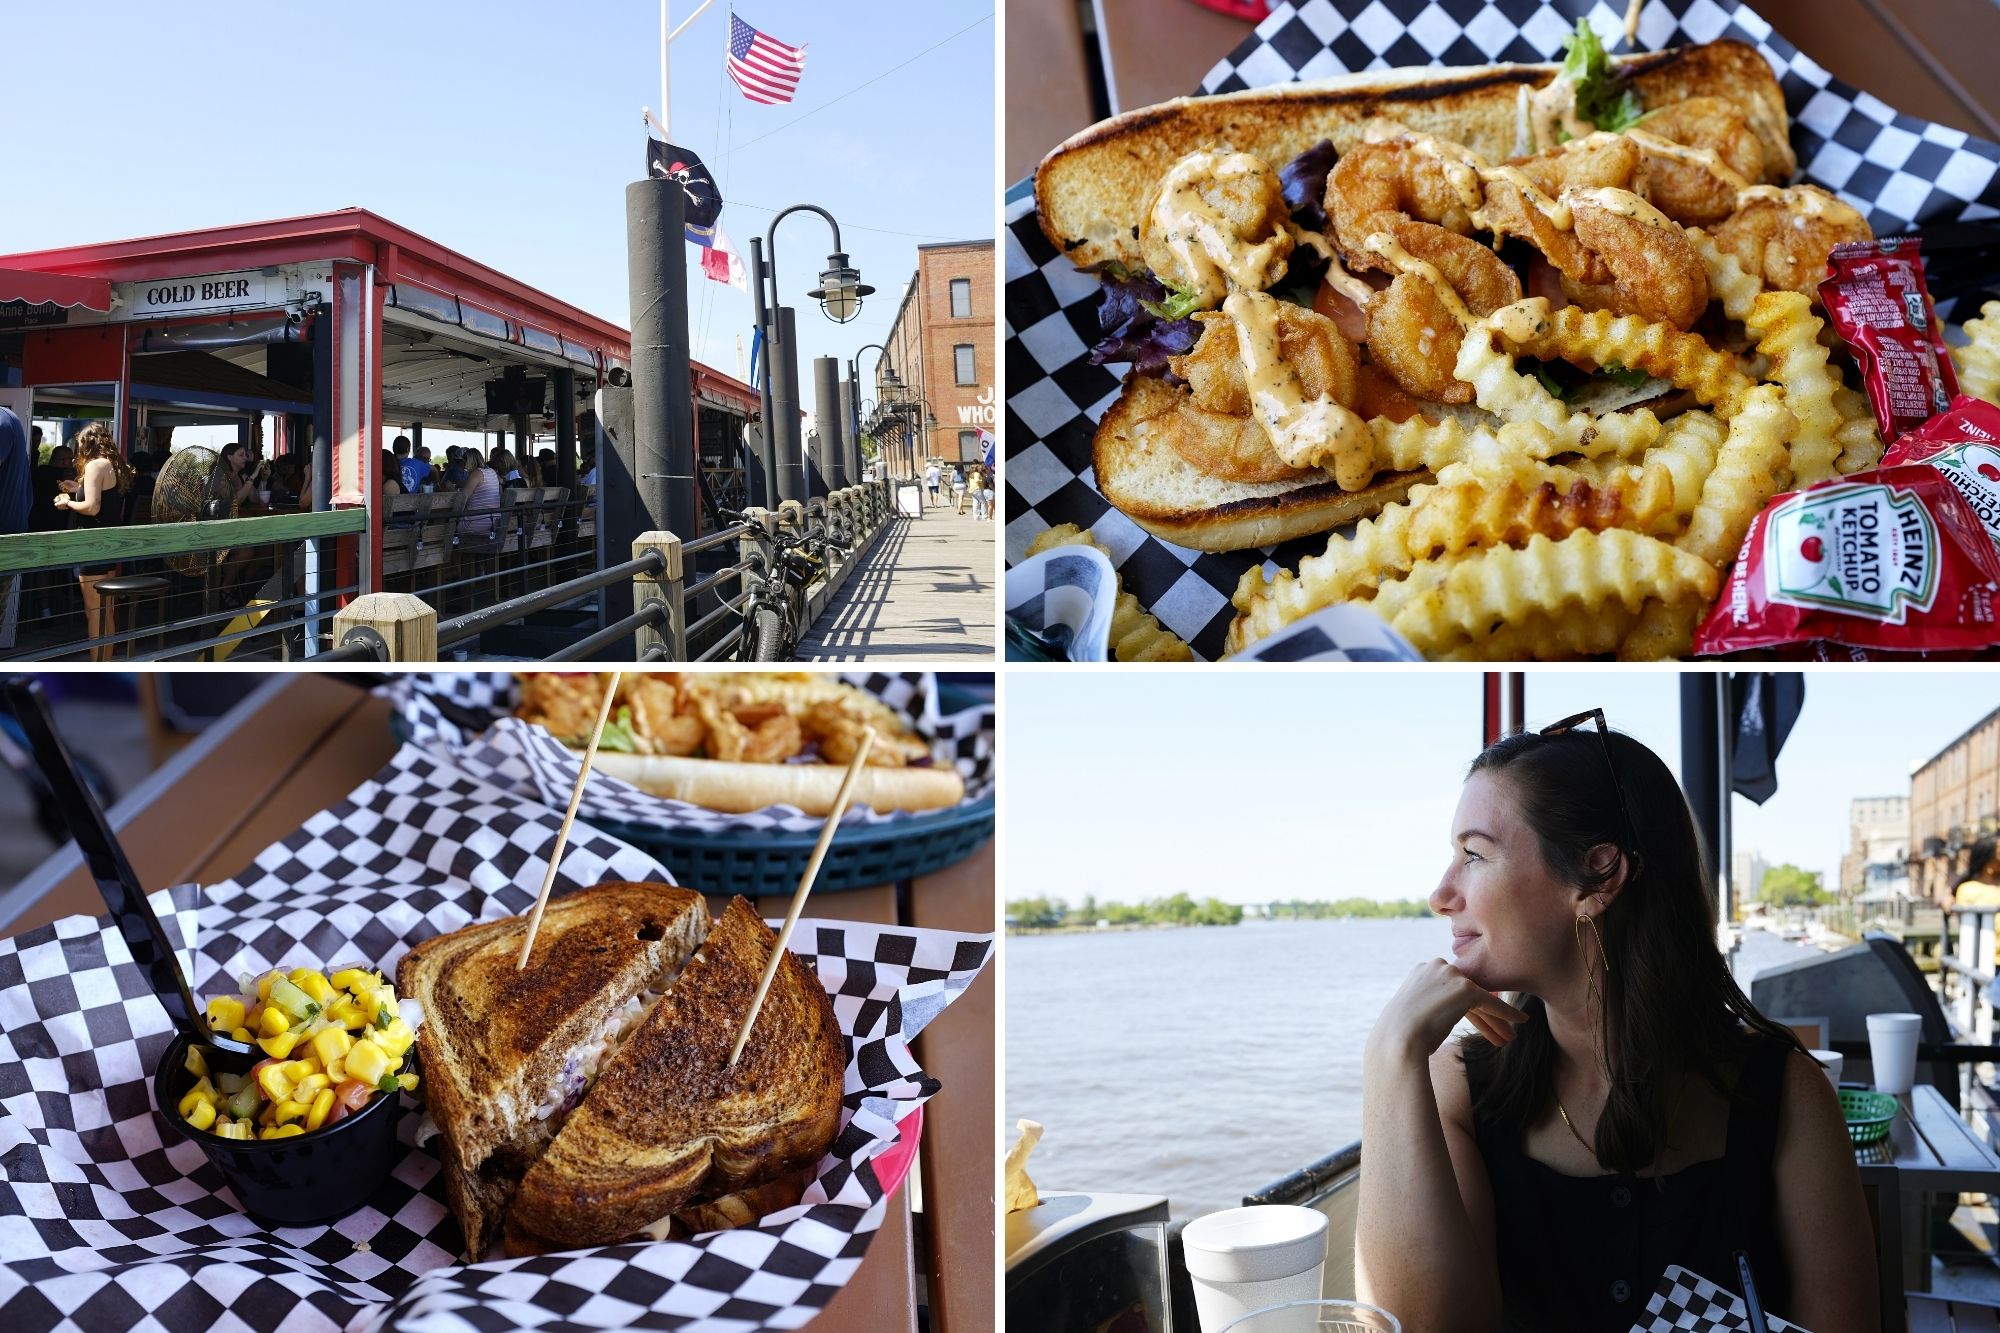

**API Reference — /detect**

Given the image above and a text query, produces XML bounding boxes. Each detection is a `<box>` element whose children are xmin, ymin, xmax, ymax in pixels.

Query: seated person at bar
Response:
<box><xmin>442</xmin><ymin>445</ymin><xmax>468</xmax><ymax>489</ymax></box>
<box><xmin>269</xmin><ymin>454</ymin><xmax>305</xmax><ymax>508</ymax></box>
<box><xmin>381</xmin><ymin>449</ymin><xmax>404</xmax><ymax>501</ymax></box>
<box><xmin>206</xmin><ymin>442</ymin><xmax>264</xmax><ymax>517</ymax></box>
<box><xmin>490</xmin><ymin>447</ymin><xmax>523</xmax><ymax>485</ymax></box>
<box><xmin>458</xmin><ymin>449</ymin><xmax>498</xmax><ymax>540</ymax></box>
<box><xmin>1356</xmin><ymin>718</ymin><xmax>1876</xmax><ymax>1333</ymax></box>
<box><xmin>31</xmin><ymin>440</ymin><xmax>72</xmax><ymax>531</ymax></box>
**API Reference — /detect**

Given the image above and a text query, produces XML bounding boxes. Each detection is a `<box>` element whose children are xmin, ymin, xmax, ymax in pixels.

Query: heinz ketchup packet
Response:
<box><xmin>1882</xmin><ymin>395</ymin><xmax>2000</xmax><ymax>553</ymax></box>
<box><xmin>1693</xmin><ymin>465</ymin><xmax>2000</xmax><ymax>655</ymax></box>
<box><xmin>1819</xmin><ymin>237</ymin><xmax>1957</xmax><ymax>443</ymax></box>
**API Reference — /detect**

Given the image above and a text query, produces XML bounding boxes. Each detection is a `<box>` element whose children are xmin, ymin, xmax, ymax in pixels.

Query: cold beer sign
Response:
<box><xmin>124</xmin><ymin>269</ymin><xmax>269</xmax><ymax>317</ymax></box>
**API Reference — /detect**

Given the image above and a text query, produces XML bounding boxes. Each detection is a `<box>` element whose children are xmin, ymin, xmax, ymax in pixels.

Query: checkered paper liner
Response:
<box><xmin>1003</xmin><ymin>0</ymin><xmax>2000</xmax><ymax>660</ymax></box>
<box><xmin>383</xmin><ymin>671</ymin><xmax>995</xmax><ymax>834</ymax></box>
<box><xmin>1005</xmin><ymin>546</ymin><xmax>1421</xmax><ymax>660</ymax></box>
<box><xmin>1630</xmin><ymin>1265</ymin><xmax>1804</xmax><ymax>1333</ymax></box>
<box><xmin>0</xmin><ymin>742</ymin><xmax>993</xmax><ymax>1333</ymax></box>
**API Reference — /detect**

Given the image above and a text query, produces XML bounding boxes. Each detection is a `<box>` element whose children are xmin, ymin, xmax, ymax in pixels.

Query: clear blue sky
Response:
<box><xmin>7</xmin><ymin>1</ymin><xmax>993</xmax><ymax>402</ymax></box>
<box><xmin>1007</xmin><ymin>670</ymin><xmax>2000</xmax><ymax>906</ymax></box>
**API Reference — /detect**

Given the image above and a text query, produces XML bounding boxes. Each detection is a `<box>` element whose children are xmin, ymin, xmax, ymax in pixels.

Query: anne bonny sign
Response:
<box><xmin>120</xmin><ymin>269</ymin><xmax>269</xmax><ymax>317</ymax></box>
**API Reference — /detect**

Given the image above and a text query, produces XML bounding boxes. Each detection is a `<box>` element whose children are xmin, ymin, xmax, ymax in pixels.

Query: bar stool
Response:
<box><xmin>86</xmin><ymin>574</ymin><xmax>171</xmax><ymax>661</ymax></box>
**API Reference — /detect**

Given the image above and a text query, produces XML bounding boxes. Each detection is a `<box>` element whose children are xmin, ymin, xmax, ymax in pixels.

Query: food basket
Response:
<box><xmin>1840</xmin><ymin>1088</ymin><xmax>1899</xmax><ymax>1145</ymax></box>
<box><xmin>386</xmin><ymin>673</ymin><xmax>996</xmax><ymax>896</ymax></box>
<box><xmin>1002</xmin><ymin>0</ymin><xmax>2000</xmax><ymax>662</ymax></box>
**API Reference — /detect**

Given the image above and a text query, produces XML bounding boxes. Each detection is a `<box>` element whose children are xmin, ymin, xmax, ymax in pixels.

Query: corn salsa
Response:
<box><xmin>181</xmin><ymin>966</ymin><xmax>419</xmax><ymax>1141</ymax></box>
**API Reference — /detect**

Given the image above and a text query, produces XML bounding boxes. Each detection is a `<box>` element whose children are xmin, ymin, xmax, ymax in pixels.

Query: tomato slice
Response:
<box><xmin>1313</xmin><ymin>278</ymin><xmax>1371</xmax><ymax>344</ymax></box>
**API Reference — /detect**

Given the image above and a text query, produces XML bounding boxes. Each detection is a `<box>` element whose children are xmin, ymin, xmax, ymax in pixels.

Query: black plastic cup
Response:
<box><xmin>153</xmin><ymin>1032</ymin><xmax>407</xmax><ymax>1226</ymax></box>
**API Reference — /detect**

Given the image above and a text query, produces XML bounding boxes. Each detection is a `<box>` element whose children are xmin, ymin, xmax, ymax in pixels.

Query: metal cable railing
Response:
<box><xmin>319</xmin><ymin>478</ymin><xmax>897</xmax><ymax>662</ymax></box>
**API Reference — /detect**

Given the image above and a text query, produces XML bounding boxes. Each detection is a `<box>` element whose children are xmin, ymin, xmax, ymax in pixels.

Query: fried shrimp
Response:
<box><xmin>1141</xmin><ymin>149</ymin><xmax>1296</xmax><ymax>306</ymax></box>
<box><xmin>1362</xmin><ymin>221</ymin><xmax>1522</xmax><ymax>404</ymax></box>
<box><xmin>1556</xmin><ymin>188</ymin><xmax>1711</xmax><ymax>330</ymax></box>
<box><xmin>1153</xmin><ymin>300</ymin><xmax>1363</xmax><ymax>483</ymax></box>
<box><xmin>1504</xmin><ymin>132</ymin><xmax>1645</xmax><ymax>201</ymax></box>
<box><xmin>1628</xmin><ymin>97</ymin><xmax>1764</xmax><ymax>225</ymax></box>
<box><xmin>1712</xmin><ymin>185</ymin><xmax>1872</xmax><ymax>298</ymax></box>
<box><xmin>1326</xmin><ymin>139</ymin><xmax>1480</xmax><ymax>268</ymax></box>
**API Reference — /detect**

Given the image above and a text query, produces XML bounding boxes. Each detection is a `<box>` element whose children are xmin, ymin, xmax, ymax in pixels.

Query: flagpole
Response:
<box><xmin>660</xmin><ymin>0</ymin><xmax>670</xmax><ymax>137</ymax></box>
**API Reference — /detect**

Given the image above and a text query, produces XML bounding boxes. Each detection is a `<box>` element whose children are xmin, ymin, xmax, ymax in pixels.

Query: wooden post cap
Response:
<box><xmin>632</xmin><ymin>531</ymin><xmax>683</xmax><ymax>582</ymax></box>
<box><xmin>332</xmin><ymin>592</ymin><xmax>437</xmax><ymax>662</ymax></box>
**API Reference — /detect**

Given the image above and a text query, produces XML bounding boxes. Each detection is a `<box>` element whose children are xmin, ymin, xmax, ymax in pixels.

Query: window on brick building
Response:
<box><xmin>954</xmin><ymin>344</ymin><xmax>976</xmax><ymax>384</ymax></box>
<box><xmin>950</xmin><ymin>279</ymin><xmax>972</xmax><ymax>318</ymax></box>
<box><xmin>958</xmin><ymin>430</ymin><xmax>977</xmax><ymax>458</ymax></box>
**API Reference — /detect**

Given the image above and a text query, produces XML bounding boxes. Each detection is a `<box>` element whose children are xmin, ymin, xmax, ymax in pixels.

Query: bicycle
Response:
<box><xmin>718</xmin><ymin>508</ymin><xmax>849</xmax><ymax>661</ymax></box>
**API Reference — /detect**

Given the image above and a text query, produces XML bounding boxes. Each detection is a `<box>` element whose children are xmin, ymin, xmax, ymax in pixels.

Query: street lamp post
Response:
<box><xmin>750</xmin><ymin>205</ymin><xmax>872</xmax><ymax>507</ymax></box>
<box><xmin>848</xmin><ymin>342</ymin><xmax>889</xmax><ymax>485</ymax></box>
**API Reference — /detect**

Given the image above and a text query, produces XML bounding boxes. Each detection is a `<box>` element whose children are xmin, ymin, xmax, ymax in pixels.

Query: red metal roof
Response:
<box><xmin>0</xmin><ymin>208</ymin><xmax>630</xmax><ymax>358</ymax></box>
<box><xmin>0</xmin><ymin>268</ymin><xmax>111</xmax><ymax>311</ymax></box>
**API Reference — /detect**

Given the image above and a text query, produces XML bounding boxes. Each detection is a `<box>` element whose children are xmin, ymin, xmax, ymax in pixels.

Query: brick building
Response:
<box><xmin>1910</xmin><ymin>706</ymin><xmax>2000</xmax><ymax>907</ymax></box>
<box><xmin>875</xmin><ymin>239</ymin><xmax>994</xmax><ymax>474</ymax></box>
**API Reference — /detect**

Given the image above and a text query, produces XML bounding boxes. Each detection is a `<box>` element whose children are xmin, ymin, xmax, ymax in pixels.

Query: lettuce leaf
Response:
<box><xmin>1559</xmin><ymin>19</ymin><xmax>1645</xmax><ymax>134</ymax></box>
<box><xmin>591</xmin><ymin>706</ymin><xmax>638</xmax><ymax>754</ymax></box>
<box><xmin>1279</xmin><ymin>139</ymin><xmax>1339</xmax><ymax>233</ymax></box>
<box><xmin>1088</xmin><ymin>266</ymin><xmax>1198</xmax><ymax>379</ymax></box>
<box><xmin>1599</xmin><ymin>361</ymin><xmax>1652</xmax><ymax>391</ymax></box>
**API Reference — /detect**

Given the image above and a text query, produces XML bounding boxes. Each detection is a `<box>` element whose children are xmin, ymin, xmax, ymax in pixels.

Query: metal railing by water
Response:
<box><xmin>325</xmin><ymin>478</ymin><xmax>897</xmax><ymax>662</ymax></box>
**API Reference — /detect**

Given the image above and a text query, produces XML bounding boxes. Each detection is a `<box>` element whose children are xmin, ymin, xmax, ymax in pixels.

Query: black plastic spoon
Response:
<box><xmin>4</xmin><ymin>678</ymin><xmax>255</xmax><ymax>1062</ymax></box>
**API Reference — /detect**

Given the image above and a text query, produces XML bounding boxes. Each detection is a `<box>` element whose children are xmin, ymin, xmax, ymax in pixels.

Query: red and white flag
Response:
<box><xmin>700</xmin><ymin>225</ymin><xmax>749</xmax><ymax>292</ymax></box>
<box><xmin>725</xmin><ymin>12</ymin><xmax>806</xmax><ymax>105</ymax></box>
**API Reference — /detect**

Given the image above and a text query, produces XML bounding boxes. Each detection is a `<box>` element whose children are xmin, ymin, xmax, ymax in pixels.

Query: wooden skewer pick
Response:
<box><xmin>518</xmin><ymin>670</ymin><xmax>623</xmax><ymax>969</ymax></box>
<box><xmin>728</xmin><ymin>725</ymin><xmax>876</xmax><ymax>1067</ymax></box>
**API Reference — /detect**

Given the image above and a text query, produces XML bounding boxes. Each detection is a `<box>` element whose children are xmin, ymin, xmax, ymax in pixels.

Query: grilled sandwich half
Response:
<box><xmin>503</xmin><ymin>896</ymin><xmax>847</xmax><ymax>1255</ymax></box>
<box><xmin>396</xmin><ymin>882</ymin><xmax>710</xmax><ymax>1259</ymax></box>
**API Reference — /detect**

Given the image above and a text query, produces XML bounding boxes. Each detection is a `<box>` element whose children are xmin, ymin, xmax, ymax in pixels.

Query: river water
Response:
<box><xmin>1004</xmin><ymin>919</ymin><xmax>1823</xmax><ymax>1220</ymax></box>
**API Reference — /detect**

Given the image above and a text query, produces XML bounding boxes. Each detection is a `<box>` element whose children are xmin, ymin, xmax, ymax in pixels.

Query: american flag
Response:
<box><xmin>726</xmin><ymin>13</ymin><xmax>806</xmax><ymax>106</ymax></box>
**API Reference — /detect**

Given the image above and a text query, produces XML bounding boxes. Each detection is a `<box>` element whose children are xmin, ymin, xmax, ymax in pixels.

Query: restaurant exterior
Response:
<box><xmin>0</xmin><ymin>208</ymin><xmax>758</xmax><ymax>597</ymax></box>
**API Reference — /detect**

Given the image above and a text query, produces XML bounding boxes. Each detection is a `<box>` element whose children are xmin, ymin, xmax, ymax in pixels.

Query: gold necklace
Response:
<box><xmin>1556</xmin><ymin>1096</ymin><xmax>1599</xmax><ymax>1161</ymax></box>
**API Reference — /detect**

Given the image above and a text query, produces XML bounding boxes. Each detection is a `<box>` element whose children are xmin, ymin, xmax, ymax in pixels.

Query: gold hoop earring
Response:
<box><xmin>1575</xmin><ymin>912</ymin><xmax>1611</xmax><ymax>1010</ymax></box>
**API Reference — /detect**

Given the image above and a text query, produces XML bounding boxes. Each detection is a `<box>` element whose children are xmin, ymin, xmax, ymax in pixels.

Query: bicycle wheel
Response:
<box><xmin>746</xmin><ymin>604</ymin><xmax>786</xmax><ymax>661</ymax></box>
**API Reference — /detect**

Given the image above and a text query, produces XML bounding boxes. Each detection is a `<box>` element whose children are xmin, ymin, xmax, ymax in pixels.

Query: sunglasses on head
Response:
<box><xmin>1538</xmin><ymin>708</ymin><xmax>1644</xmax><ymax>883</ymax></box>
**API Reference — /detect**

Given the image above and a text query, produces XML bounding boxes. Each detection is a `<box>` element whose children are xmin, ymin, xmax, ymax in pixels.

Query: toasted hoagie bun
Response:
<box><xmin>1036</xmin><ymin>39</ymin><xmax>1792</xmax><ymax>273</ymax></box>
<box><xmin>585</xmin><ymin>749</ymin><xmax>965</xmax><ymax>815</ymax></box>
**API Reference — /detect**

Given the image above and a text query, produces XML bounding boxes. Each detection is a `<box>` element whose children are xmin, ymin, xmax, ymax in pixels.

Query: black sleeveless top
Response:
<box><xmin>1466</xmin><ymin>1034</ymin><xmax>1793</xmax><ymax>1332</ymax></box>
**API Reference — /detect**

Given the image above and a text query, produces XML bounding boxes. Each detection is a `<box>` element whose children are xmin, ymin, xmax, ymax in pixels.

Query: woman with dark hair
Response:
<box><xmin>1358</xmin><ymin>716</ymin><xmax>1875</xmax><ymax>1333</ymax></box>
<box><xmin>381</xmin><ymin>449</ymin><xmax>404</xmax><ymax>501</ymax></box>
<box><xmin>206</xmin><ymin>441</ymin><xmax>262</xmax><ymax>518</ymax></box>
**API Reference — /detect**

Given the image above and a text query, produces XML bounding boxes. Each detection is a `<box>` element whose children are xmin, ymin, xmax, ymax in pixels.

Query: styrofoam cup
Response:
<box><xmin>1867</xmin><ymin>1013</ymin><xmax>1922</xmax><ymax>1095</ymax></box>
<box><xmin>1182</xmin><ymin>1205</ymin><xmax>1329</xmax><ymax>1333</ymax></box>
<box><xmin>1809</xmin><ymin>1049</ymin><xmax>1843</xmax><ymax>1088</ymax></box>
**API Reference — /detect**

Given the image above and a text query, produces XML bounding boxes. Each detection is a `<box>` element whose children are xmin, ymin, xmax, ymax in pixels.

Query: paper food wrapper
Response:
<box><xmin>0</xmin><ymin>741</ymin><xmax>992</xmax><ymax>1333</ymax></box>
<box><xmin>1003</xmin><ymin>0</ymin><xmax>2000</xmax><ymax>660</ymax></box>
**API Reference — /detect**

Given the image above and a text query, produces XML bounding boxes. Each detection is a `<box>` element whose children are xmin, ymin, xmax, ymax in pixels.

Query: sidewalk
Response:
<box><xmin>798</xmin><ymin>502</ymin><xmax>994</xmax><ymax>661</ymax></box>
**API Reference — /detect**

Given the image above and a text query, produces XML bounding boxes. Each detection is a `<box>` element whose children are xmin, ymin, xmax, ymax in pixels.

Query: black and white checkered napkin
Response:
<box><xmin>386</xmin><ymin>671</ymin><xmax>995</xmax><ymax>835</ymax></box>
<box><xmin>0</xmin><ymin>742</ymin><xmax>992</xmax><ymax>1333</ymax></box>
<box><xmin>1003</xmin><ymin>0</ymin><xmax>2000</xmax><ymax>660</ymax></box>
<box><xmin>1005</xmin><ymin>547</ymin><xmax>1420</xmax><ymax>660</ymax></box>
<box><xmin>1631</xmin><ymin>1265</ymin><xmax>1803</xmax><ymax>1333</ymax></box>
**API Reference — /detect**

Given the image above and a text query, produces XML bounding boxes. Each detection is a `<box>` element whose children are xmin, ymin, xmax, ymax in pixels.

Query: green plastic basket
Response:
<box><xmin>1841</xmin><ymin>1088</ymin><xmax>1899</xmax><ymax>1145</ymax></box>
<box><xmin>601</xmin><ymin>795</ymin><xmax>994</xmax><ymax>897</ymax></box>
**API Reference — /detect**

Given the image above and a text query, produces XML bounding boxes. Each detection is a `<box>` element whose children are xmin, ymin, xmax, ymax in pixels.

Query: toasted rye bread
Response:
<box><xmin>1094</xmin><ymin>373</ymin><xmax>1428</xmax><ymax>550</ymax></box>
<box><xmin>396</xmin><ymin>883</ymin><xmax>708</xmax><ymax>1259</ymax></box>
<box><xmin>1036</xmin><ymin>40</ymin><xmax>1794</xmax><ymax>273</ymax></box>
<box><xmin>503</xmin><ymin>897</ymin><xmax>845</xmax><ymax>1254</ymax></box>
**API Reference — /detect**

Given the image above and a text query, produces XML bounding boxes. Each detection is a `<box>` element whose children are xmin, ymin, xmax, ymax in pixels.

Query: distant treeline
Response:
<box><xmin>1006</xmin><ymin>894</ymin><xmax>1431</xmax><ymax>931</ymax></box>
